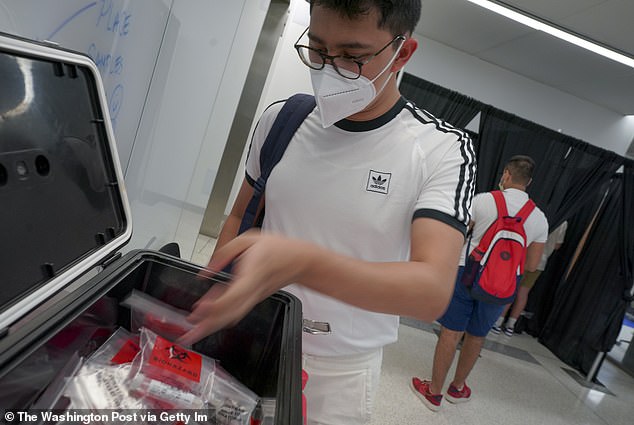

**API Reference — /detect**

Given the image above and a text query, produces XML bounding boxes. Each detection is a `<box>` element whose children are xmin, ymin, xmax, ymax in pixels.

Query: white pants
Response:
<box><xmin>303</xmin><ymin>348</ymin><xmax>383</xmax><ymax>425</ymax></box>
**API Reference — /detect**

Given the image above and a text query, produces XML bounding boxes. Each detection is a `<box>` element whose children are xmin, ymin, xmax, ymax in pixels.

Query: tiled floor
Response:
<box><xmin>372</xmin><ymin>321</ymin><xmax>634</xmax><ymax>425</ymax></box>
<box><xmin>190</xmin><ymin>234</ymin><xmax>634</xmax><ymax>425</ymax></box>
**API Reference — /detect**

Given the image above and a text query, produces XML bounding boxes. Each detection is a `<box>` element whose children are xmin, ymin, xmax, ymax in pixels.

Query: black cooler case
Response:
<box><xmin>0</xmin><ymin>32</ymin><xmax>301</xmax><ymax>424</ymax></box>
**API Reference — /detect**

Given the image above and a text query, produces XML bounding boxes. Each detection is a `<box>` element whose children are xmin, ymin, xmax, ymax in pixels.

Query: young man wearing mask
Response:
<box><xmin>181</xmin><ymin>1</ymin><xmax>476</xmax><ymax>423</ymax></box>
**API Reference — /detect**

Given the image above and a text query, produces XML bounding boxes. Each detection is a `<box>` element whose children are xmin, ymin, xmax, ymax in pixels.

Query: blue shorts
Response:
<box><xmin>438</xmin><ymin>267</ymin><xmax>505</xmax><ymax>337</ymax></box>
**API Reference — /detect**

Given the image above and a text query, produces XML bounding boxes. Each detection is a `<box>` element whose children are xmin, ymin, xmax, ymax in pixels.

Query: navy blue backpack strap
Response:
<box><xmin>238</xmin><ymin>93</ymin><xmax>316</xmax><ymax>235</ymax></box>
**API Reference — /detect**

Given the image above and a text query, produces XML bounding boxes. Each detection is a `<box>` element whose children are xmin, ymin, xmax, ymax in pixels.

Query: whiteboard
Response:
<box><xmin>0</xmin><ymin>0</ymin><xmax>172</xmax><ymax>170</ymax></box>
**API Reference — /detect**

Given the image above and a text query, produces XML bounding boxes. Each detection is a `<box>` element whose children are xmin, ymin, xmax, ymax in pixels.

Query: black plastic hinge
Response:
<box><xmin>52</xmin><ymin>62</ymin><xmax>64</xmax><ymax>77</ymax></box>
<box><xmin>42</xmin><ymin>263</ymin><xmax>55</xmax><ymax>278</ymax></box>
<box><xmin>95</xmin><ymin>232</ymin><xmax>106</xmax><ymax>246</ymax></box>
<box><xmin>100</xmin><ymin>252</ymin><xmax>122</xmax><ymax>269</ymax></box>
<box><xmin>65</xmin><ymin>64</ymin><xmax>78</xmax><ymax>78</ymax></box>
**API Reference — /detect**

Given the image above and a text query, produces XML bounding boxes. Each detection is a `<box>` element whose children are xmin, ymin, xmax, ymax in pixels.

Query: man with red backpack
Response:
<box><xmin>411</xmin><ymin>155</ymin><xmax>548</xmax><ymax>412</ymax></box>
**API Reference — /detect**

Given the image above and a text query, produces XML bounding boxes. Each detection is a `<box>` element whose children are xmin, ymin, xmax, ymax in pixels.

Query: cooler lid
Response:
<box><xmin>0</xmin><ymin>32</ymin><xmax>132</xmax><ymax>331</ymax></box>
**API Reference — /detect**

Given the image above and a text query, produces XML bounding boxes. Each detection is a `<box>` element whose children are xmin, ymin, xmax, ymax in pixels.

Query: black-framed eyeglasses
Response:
<box><xmin>294</xmin><ymin>28</ymin><xmax>405</xmax><ymax>80</ymax></box>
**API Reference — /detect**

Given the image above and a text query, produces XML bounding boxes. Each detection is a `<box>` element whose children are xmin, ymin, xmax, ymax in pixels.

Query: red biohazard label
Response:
<box><xmin>149</xmin><ymin>335</ymin><xmax>202</xmax><ymax>382</ymax></box>
<box><xmin>111</xmin><ymin>338</ymin><xmax>141</xmax><ymax>364</ymax></box>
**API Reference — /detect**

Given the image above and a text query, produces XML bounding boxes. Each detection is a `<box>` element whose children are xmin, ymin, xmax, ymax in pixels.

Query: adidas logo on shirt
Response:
<box><xmin>366</xmin><ymin>170</ymin><xmax>391</xmax><ymax>194</ymax></box>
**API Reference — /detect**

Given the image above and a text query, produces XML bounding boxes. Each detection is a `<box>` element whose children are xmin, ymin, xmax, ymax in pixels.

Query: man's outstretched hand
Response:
<box><xmin>177</xmin><ymin>232</ymin><xmax>312</xmax><ymax>345</ymax></box>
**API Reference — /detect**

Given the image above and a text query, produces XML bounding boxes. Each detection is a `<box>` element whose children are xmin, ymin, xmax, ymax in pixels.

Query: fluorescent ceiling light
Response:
<box><xmin>466</xmin><ymin>0</ymin><xmax>634</xmax><ymax>69</ymax></box>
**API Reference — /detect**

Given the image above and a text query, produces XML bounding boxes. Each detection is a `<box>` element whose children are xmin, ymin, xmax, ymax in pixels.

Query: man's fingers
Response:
<box><xmin>191</xmin><ymin>283</ymin><xmax>228</xmax><ymax>310</ymax></box>
<box><xmin>177</xmin><ymin>325</ymin><xmax>212</xmax><ymax>346</ymax></box>
<box><xmin>180</xmin><ymin>233</ymin><xmax>271</xmax><ymax>345</ymax></box>
<box><xmin>179</xmin><ymin>281</ymin><xmax>257</xmax><ymax>345</ymax></box>
<box><xmin>207</xmin><ymin>231</ymin><xmax>260</xmax><ymax>271</ymax></box>
<box><xmin>178</xmin><ymin>300</ymin><xmax>227</xmax><ymax>345</ymax></box>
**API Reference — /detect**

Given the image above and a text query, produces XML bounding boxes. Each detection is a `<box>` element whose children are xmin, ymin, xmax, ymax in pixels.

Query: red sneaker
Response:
<box><xmin>410</xmin><ymin>377</ymin><xmax>443</xmax><ymax>412</ymax></box>
<box><xmin>446</xmin><ymin>382</ymin><xmax>472</xmax><ymax>403</ymax></box>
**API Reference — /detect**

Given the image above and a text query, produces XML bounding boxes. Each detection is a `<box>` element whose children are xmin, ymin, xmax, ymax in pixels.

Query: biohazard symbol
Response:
<box><xmin>167</xmin><ymin>345</ymin><xmax>191</xmax><ymax>362</ymax></box>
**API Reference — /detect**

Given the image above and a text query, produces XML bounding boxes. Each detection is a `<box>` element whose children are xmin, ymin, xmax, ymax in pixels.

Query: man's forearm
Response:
<box><xmin>298</xmin><ymin>244</ymin><xmax>458</xmax><ymax>322</ymax></box>
<box><xmin>211</xmin><ymin>214</ymin><xmax>242</xmax><ymax>260</ymax></box>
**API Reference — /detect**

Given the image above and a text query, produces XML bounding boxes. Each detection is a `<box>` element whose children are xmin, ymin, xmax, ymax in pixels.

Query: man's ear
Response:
<box><xmin>392</xmin><ymin>37</ymin><xmax>418</xmax><ymax>73</ymax></box>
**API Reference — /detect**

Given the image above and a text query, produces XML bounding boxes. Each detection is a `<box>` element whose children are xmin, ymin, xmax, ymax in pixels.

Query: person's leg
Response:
<box><xmin>412</xmin><ymin>269</ymin><xmax>472</xmax><ymax>411</ymax></box>
<box><xmin>509</xmin><ymin>286</ymin><xmax>530</xmax><ymax>320</ymax></box>
<box><xmin>492</xmin><ymin>273</ymin><xmax>521</xmax><ymax>332</ymax></box>
<box><xmin>411</xmin><ymin>325</ymin><xmax>464</xmax><ymax>412</ymax></box>
<box><xmin>430</xmin><ymin>326</ymin><xmax>463</xmax><ymax>394</ymax></box>
<box><xmin>507</xmin><ymin>271</ymin><xmax>540</xmax><ymax>331</ymax></box>
<box><xmin>428</xmin><ymin>272</ymin><xmax>473</xmax><ymax>394</ymax></box>
<box><xmin>500</xmin><ymin>302</ymin><xmax>512</xmax><ymax>319</ymax></box>
<box><xmin>451</xmin><ymin>333</ymin><xmax>485</xmax><ymax>389</ymax></box>
<box><xmin>447</xmin><ymin>297</ymin><xmax>504</xmax><ymax>400</ymax></box>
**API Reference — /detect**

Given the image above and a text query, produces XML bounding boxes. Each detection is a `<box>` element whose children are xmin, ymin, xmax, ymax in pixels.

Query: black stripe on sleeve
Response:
<box><xmin>413</xmin><ymin>208</ymin><xmax>468</xmax><ymax>237</ymax></box>
<box><xmin>454</xmin><ymin>132</ymin><xmax>476</xmax><ymax>225</ymax></box>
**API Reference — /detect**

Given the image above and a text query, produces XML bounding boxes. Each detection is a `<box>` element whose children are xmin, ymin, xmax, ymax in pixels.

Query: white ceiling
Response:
<box><xmin>415</xmin><ymin>0</ymin><xmax>634</xmax><ymax>115</ymax></box>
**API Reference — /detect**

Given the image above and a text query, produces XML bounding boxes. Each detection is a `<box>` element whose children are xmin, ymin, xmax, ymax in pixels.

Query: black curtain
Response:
<box><xmin>399</xmin><ymin>73</ymin><xmax>485</xmax><ymax>130</ymax></box>
<box><xmin>539</xmin><ymin>164</ymin><xmax>634</xmax><ymax>375</ymax></box>
<box><xmin>475</xmin><ymin>108</ymin><xmax>568</xmax><ymax>194</ymax></box>
<box><xmin>475</xmin><ymin>109</ymin><xmax>623</xmax><ymax>228</ymax></box>
<box><xmin>620</xmin><ymin>162</ymin><xmax>634</xmax><ymax>294</ymax></box>
<box><xmin>521</xmin><ymin>182</ymin><xmax>608</xmax><ymax>337</ymax></box>
<box><xmin>546</xmin><ymin>141</ymin><xmax>623</xmax><ymax>228</ymax></box>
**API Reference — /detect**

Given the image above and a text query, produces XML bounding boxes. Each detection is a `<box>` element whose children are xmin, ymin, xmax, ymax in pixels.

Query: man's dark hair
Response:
<box><xmin>505</xmin><ymin>155</ymin><xmax>535</xmax><ymax>186</ymax></box>
<box><xmin>309</xmin><ymin>0</ymin><xmax>421</xmax><ymax>37</ymax></box>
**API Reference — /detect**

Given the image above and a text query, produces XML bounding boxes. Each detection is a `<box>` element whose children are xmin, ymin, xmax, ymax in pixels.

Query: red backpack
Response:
<box><xmin>461</xmin><ymin>191</ymin><xmax>536</xmax><ymax>305</ymax></box>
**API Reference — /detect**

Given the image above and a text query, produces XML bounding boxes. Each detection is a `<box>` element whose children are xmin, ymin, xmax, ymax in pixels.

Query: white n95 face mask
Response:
<box><xmin>310</xmin><ymin>42</ymin><xmax>403</xmax><ymax>128</ymax></box>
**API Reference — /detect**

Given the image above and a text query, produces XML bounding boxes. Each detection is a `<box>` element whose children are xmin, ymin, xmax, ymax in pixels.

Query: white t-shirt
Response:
<box><xmin>246</xmin><ymin>97</ymin><xmax>476</xmax><ymax>356</ymax></box>
<box><xmin>538</xmin><ymin>220</ymin><xmax>568</xmax><ymax>270</ymax></box>
<box><xmin>460</xmin><ymin>188</ymin><xmax>549</xmax><ymax>266</ymax></box>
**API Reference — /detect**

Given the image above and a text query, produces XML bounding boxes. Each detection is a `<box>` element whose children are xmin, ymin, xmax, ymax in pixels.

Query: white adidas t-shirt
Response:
<box><xmin>246</xmin><ymin>97</ymin><xmax>476</xmax><ymax>356</ymax></box>
<box><xmin>460</xmin><ymin>188</ymin><xmax>549</xmax><ymax>266</ymax></box>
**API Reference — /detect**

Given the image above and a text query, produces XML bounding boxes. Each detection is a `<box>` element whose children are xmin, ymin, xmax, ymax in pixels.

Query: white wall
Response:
<box><xmin>226</xmin><ymin>0</ymin><xmax>313</xmax><ymax>213</ymax></box>
<box><xmin>406</xmin><ymin>37</ymin><xmax>634</xmax><ymax>156</ymax></box>
<box><xmin>124</xmin><ymin>0</ymin><xmax>270</xmax><ymax>258</ymax></box>
<box><xmin>0</xmin><ymin>0</ymin><xmax>172</xmax><ymax>184</ymax></box>
<box><xmin>0</xmin><ymin>0</ymin><xmax>276</xmax><ymax>262</ymax></box>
